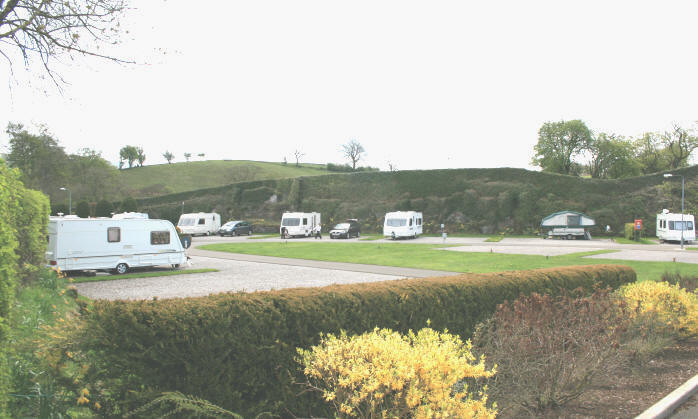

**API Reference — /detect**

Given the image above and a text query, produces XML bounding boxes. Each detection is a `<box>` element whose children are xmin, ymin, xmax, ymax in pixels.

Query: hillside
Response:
<box><xmin>117</xmin><ymin>160</ymin><xmax>331</xmax><ymax>197</ymax></box>
<box><xmin>136</xmin><ymin>166</ymin><xmax>698</xmax><ymax>236</ymax></box>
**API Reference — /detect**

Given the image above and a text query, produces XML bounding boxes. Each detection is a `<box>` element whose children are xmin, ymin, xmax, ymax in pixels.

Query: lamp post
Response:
<box><xmin>663</xmin><ymin>174</ymin><xmax>685</xmax><ymax>249</ymax></box>
<box><xmin>59</xmin><ymin>187</ymin><xmax>72</xmax><ymax>215</ymax></box>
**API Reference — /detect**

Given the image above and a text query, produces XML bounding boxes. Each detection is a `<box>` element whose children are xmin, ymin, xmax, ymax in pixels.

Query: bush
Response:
<box><xmin>75</xmin><ymin>200</ymin><xmax>90</xmax><ymax>218</ymax></box>
<box><xmin>661</xmin><ymin>271</ymin><xmax>698</xmax><ymax>293</ymax></box>
<box><xmin>77</xmin><ymin>265</ymin><xmax>634</xmax><ymax>417</ymax></box>
<box><xmin>95</xmin><ymin>199</ymin><xmax>113</xmax><ymax>217</ymax></box>
<box><xmin>298</xmin><ymin>327</ymin><xmax>496</xmax><ymax>418</ymax></box>
<box><xmin>471</xmin><ymin>288</ymin><xmax>629</xmax><ymax>414</ymax></box>
<box><xmin>624</xmin><ymin>223</ymin><xmax>635</xmax><ymax>240</ymax></box>
<box><xmin>618</xmin><ymin>281</ymin><xmax>698</xmax><ymax>339</ymax></box>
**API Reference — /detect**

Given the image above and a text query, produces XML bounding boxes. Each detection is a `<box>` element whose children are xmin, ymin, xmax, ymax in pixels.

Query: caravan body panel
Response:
<box><xmin>656</xmin><ymin>212</ymin><xmax>695</xmax><ymax>243</ymax></box>
<box><xmin>177</xmin><ymin>212</ymin><xmax>221</xmax><ymax>236</ymax></box>
<box><xmin>280</xmin><ymin>212</ymin><xmax>321</xmax><ymax>237</ymax></box>
<box><xmin>383</xmin><ymin>211</ymin><xmax>423</xmax><ymax>239</ymax></box>
<box><xmin>47</xmin><ymin>217</ymin><xmax>186</xmax><ymax>272</ymax></box>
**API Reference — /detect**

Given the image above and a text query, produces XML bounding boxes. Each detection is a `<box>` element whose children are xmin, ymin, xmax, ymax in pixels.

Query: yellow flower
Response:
<box><xmin>77</xmin><ymin>395</ymin><xmax>89</xmax><ymax>405</ymax></box>
<box><xmin>80</xmin><ymin>388</ymin><xmax>90</xmax><ymax>397</ymax></box>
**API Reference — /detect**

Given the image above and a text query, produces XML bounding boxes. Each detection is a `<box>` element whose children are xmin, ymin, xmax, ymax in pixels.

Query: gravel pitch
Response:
<box><xmin>74</xmin><ymin>255</ymin><xmax>403</xmax><ymax>301</ymax></box>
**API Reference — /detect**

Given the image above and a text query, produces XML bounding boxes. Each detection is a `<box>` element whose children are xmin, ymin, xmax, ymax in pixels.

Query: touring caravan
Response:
<box><xmin>46</xmin><ymin>216</ymin><xmax>187</xmax><ymax>274</ymax></box>
<box><xmin>177</xmin><ymin>212</ymin><xmax>221</xmax><ymax>236</ymax></box>
<box><xmin>112</xmin><ymin>212</ymin><xmax>149</xmax><ymax>219</ymax></box>
<box><xmin>280</xmin><ymin>212</ymin><xmax>321</xmax><ymax>238</ymax></box>
<box><xmin>383</xmin><ymin>211</ymin><xmax>423</xmax><ymax>239</ymax></box>
<box><xmin>656</xmin><ymin>210</ymin><xmax>695</xmax><ymax>243</ymax></box>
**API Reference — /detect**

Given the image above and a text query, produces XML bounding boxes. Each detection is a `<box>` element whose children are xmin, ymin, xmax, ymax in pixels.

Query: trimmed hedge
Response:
<box><xmin>80</xmin><ymin>264</ymin><xmax>635</xmax><ymax>417</ymax></box>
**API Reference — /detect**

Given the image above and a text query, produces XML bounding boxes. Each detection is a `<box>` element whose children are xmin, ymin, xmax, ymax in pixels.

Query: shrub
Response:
<box><xmin>298</xmin><ymin>327</ymin><xmax>496</xmax><ymax>418</ymax></box>
<box><xmin>95</xmin><ymin>199</ymin><xmax>113</xmax><ymax>217</ymax></box>
<box><xmin>661</xmin><ymin>271</ymin><xmax>698</xmax><ymax>293</ymax></box>
<box><xmin>77</xmin><ymin>265</ymin><xmax>634</xmax><ymax>417</ymax></box>
<box><xmin>624</xmin><ymin>222</ymin><xmax>635</xmax><ymax>240</ymax></box>
<box><xmin>75</xmin><ymin>200</ymin><xmax>90</xmax><ymax>218</ymax></box>
<box><xmin>618</xmin><ymin>281</ymin><xmax>698</xmax><ymax>339</ymax></box>
<box><xmin>472</xmin><ymin>288</ymin><xmax>628</xmax><ymax>414</ymax></box>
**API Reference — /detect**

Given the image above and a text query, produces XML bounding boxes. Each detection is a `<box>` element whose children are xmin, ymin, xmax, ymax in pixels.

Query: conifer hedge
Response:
<box><xmin>81</xmin><ymin>264</ymin><xmax>635</xmax><ymax>417</ymax></box>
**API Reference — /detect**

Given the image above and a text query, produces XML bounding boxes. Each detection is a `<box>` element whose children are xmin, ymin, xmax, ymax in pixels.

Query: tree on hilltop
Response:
<box><xmin>342</xmin><ymin>140</ymin><xmax>365</xmax><ymax>170</ymax></box>
<box><xmin>119</xmin><ymin>145</ymin><xmax>139</xmax><ymax>169</ymax></box>
<box><xmin>531</xmin><ymin>120</ymin><xmax>592</xmax><ymax>175</ymax></box>
<box><xmin>163</xmin><ymin>151</ymin><xmax>175</xmax><ymax>164</ymax></box>
<box><xmin>184</xmin><ymin>152</ymin><xmax>192</xmax><ymax>162</ymax></box>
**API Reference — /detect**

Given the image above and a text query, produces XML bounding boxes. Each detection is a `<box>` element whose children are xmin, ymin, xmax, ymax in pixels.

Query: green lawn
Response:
<box><xmin>70</xmin><ymin>268</ymin><xmax>218</xmax><ymax>283</ymax></box>
<box><xmin>118</xmin><ymin>160</ymin><xmax>331</xmax><ymax>196</ymax></box>
<box><xmin>613</xmin><ymin>237</ymin><xmax>657</xmax><ymax>245</ymax></box>
<box><xmin>198</xmin><ymin>242</ymin><xmax>698</xmax><ymax>282</ymax></box>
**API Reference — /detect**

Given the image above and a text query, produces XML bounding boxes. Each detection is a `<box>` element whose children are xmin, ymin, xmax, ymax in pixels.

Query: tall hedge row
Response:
<box><xmin>81</xmin><ymin>264</ymin><xmax>635</xmax><ymax>417</ymax></box>
<box><xmin>0</xmin><ymin>161</ymin><xmax>50</xmax><ymax>415</ymax></box>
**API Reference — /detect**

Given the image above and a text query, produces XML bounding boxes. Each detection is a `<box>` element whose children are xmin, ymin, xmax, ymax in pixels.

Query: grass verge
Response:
<box><xmin>613</xmin><ymin>237</ymin><xmax>657</xmax><ymax>245</ymax></box>
<box><xmin>70</xmin><ymin>268</ymin><xmax>218</xmax><ymax>283</ymax></box>
<box><xmin>198</xmin><ymin>242</ymin><xmax>698</xmax><ymax>282</ymax></box>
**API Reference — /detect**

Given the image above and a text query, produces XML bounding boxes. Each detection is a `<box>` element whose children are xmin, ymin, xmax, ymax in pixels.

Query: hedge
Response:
<box><xmin>80</xmin><ymin>264</ymin><xmax>635</xmax><ymax>417</ymax></box>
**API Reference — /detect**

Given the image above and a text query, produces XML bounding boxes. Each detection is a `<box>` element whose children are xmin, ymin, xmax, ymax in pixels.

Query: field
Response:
<box><xmin>119</xmin><ymin>160</ymin><xmax>330</xmax><ymax>197</ymax></box>
<box><xmin>198</xmin><ymin>241</ymin><xmax>698</xmax><ymax>282</ymax></box>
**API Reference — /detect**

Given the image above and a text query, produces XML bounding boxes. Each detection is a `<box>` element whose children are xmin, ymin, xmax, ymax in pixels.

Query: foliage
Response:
<box><xmin>119</xmin><ymin>145</ymin><xmax>140</xmax><ymax>169</ymax></box>
<box><xmin>298</xmin><ymin>327</ymin><xmax>496</xmax><ymax>418</ymax></box>
<box><xmin>121</xmin><ymin>196</ymin><xmax>138</xmax><ymax>213</ymax></box>
<box><xmin>13</xmin><ymin>187</ymin><xmax>50</xmax><ymax>284</ymax></box>
<box><xmin>660</xmin><ymin>124</ymin><xmax>698</xmax><ymax>170</ymax></box>
<box><xmin>624</xmin><ymin>223</ymin><xmax>635</xmax><ymax>240</ymax></box>
<box><xmin>125</xmin><ymin>392</ymin><xmax>245</xmax><ymax>418</ymax></box>
<box><xmin>633</xmin><ymin>132</ymin><xmax>672</xmax><ymax>175</ymax></box>
<box><xmin>532</xmin><ymin>120</ymin><xmax>592</xmax><ymax>175</ymax></box>
<box><xmin>163</xmin><ymin>151</ymin><xmax>175</xmax><ymax>164</ymax></box>
<box><xmin>587</xmin><ymin>133</ymin><xmax>641</xmax><ymax>179</ymax></box>
<box><xmin>67</xmin><ymin>148</ymin><xmax>119</xmax><ymax>201</ymax></box>
<box><xmin>77</xmin><ymin>265</ymin><xmax>633</xmax><ymax>417</ymax></box>
<box><xmin>326</xmin><ymin>162</ymin><xmax>379</xmax><ymax>173</ymax></box>
<box><xmin>8</xmin><ymin>268</ymin><xmax>91</xmax><ymax>418</ymax></box>
<box><xmin>95</xmin><ymin>199</ymin><xmax>113</xmax><ymax>217</ymax></box>
<box><xmin>4</xmin><ymin>122</ymin><xmax>68</xmax><ymax>194</ymax></box>
<box><xmin>472</xmin><ymin>288</ymin><xmax>629</xmax><ymax>414</ymax></box>
<box><xmin>75</xmin><ymin>200</ymin><xmax>91</xmax><ymax>218</ymax></box>
<box><xmin>0</xmin><ymin>0</ymin><xmax>128</xmax><ymax>83</ymax></box>
<box><xmin>661</xmin><ymin>271</ymin><xmax>698</xmax><ymax>293</ymax></box>
<box><xmin>618</xmin><ymin>280</ymin><xmax>698</xmax><ymax>339</ymax></box>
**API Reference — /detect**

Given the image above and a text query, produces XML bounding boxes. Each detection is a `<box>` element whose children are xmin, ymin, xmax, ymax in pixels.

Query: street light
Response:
<box><xmin>59</xmin><ymin>187</ymin><xmax>72</xmax><ymax>216</ymax></box>
<box><xmin>663</xmin><ymin>173</ymin><xmax>685</xmax><ymax>249</ymax></box>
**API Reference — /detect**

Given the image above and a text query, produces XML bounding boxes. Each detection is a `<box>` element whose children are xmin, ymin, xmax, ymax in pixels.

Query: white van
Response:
<box><xmin>280</xmin><ymin>212</ymin><xmax>321</xmax><ymax>238</ymax></box>
<box><xmin>46</xmin><ymin>216</ymin><xmax>187</xmax><ymax>274</ymax></box>
<box><xmin>383</xmin><ymin>211</ymin><xmax>423</xmax><ymax>239</ymax></box>
<box><xmin>656</xmin><ymin>210</ymin><xmax>695</xmax><ymax>243</ymax></box>
<box><xmin>177</xmin><ymin>212</ymin><xmax>221</xmax><ymax>236</ymax></box>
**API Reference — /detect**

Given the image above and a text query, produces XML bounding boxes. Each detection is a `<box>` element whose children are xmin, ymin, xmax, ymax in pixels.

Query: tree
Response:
<box><xmin>0</xmin><ymin>0</ymin><xmax>130</xmax><ymax>84</ymax></box>
<box><xmin>660</xmin><ymin>123</ymin><xmax>698</xmax><ymax>170</ymax></box>
<box><xmin>197</xmin><ymin>153</ymin><xmax>205</xmax><ymax>159</ymax></box>
<box><xmin>532</xmin><ymin>120</ymin><xmax>592</xmax><ymax>175</ymax></box>
<box><xmin>341</xmin><ymin>140</ymin><xmax>365</xmax><ymax>170</ymax></box>
<box><xmin>184</xmin><ymin>152</ymin><xmax>192</xmax><ymax>162</ymax></box>
<box><xmin>120</xmin><ymin>196</ymin><xmax>137</xmax><ymax>212</ymax></box>
<box><xmin>163</xmin><ymin>151</ymin><xmax>174</xmax><ymax>164</ymax></box>
<box><xmin>95</xmin><ymin>199</ymin><xmax>113</xmax><ymax>217</ymax></box>
<box><xmin>136</xmin><ymin>147</ymin><xmax>146</xmax><ymax>167</ymax></box>
<box><xmin>119</xmin><ymin>145</ymin><xmax>139</xmax><ymax>169</ymax></box>
<box><xmin>5</xmin><ymin>122</ymin><xmax>68</xmax><ymax>193</ymax></box>
<box><xmin>67</xmin><ymin>148</ymin><xmax>119</xmax><ymax>201</ymax></box>
<box><xmin>633</xmin><ymin>132</ymin><xmax>671</xmax><ymax>175</ymax></box>
<box><xmin>587</xmin><ymin>133</ymin><xmax>641</xmax><ymax>179</ymax></box>
<box><xmin>293</xmin><ymin>150</ymin><xmax>305</xmax><ymax>167</ymax></box>
<box><xmin>75</xmin><ymin>200</ymin><xmax>90</xmax><ymax>218</ymax></box>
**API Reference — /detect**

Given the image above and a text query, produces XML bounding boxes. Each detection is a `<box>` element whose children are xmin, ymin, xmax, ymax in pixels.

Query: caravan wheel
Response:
<box><xmin>114</xmin><ymin>263</ymin><xmax>129</xmax><ymax>275</ymax></box>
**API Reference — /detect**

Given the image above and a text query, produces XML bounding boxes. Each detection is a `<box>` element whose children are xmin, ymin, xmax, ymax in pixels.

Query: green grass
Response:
<box><xmin>248</xmin><ymin>234</ymin><xmax>281</xmax><ymax>240</ymax></box>
<box><xmin>198</xmin><ymin>242</ymin><xmax>698</xmax><ymax>282</ymax></box>
<box><xmin>119</xmin><ymin>160</ymin><xmax>331</xmax><ymax>196</ymax></box>
<box><xmin>613</xmin><ymin>237</ymin><xmax>657</xmax><ymax>245</ymax></box>
<box><xmin>69</xmin><ymin>268</ymin><xmax>218</xmax><ymax>283</ymax></box>
<box><xmin>484</xmin><ymin>236</ymin><xmax>504</xmax><ymax>242</ymax></box>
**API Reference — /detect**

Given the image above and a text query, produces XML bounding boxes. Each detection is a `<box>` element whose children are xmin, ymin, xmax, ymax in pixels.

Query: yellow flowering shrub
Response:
<box><xmin>619</xmin><ymin>281</ymin><xmax>698</xmax><ymax>338</ymax></box>
<box><xmin>298</xmin><ymin>327</ymin><xmax>496</xmax><ymax>418</ymax></box>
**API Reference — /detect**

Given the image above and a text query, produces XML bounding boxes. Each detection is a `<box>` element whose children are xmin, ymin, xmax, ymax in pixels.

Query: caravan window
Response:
<box><xmin>107</xmin><ymin>227</ymin><xmax>121</xmax><ymax>243</ymax></box>
<box><xmin>151</xmin><ymin>231</ymin><xmax>171</xmax><ymax>245</ymax></box>
<box><xmin>669</xmin><ymin>221</ymin><xmax>694</xmax><ymax>231</ymax></box>
<box><xmin>386</xmin><ymin>218</ymin><xmax>407</xmax><ymax>227</ymax></box>
<box><xmin>198</xmin><ymin>218</ymin><xmax>206</xmax><ymax>225</ymax></box>
<box><xmin>417</xmin><ymin>218</ymin><xmax>422</xmax><ymax>226</ymax></box>
<box><xmin>282</xmin><ymin>218</ymin><xmax>300</xmax><ymax>226</ymax></box>
<box><xmin>178</xmin><ymin>218</ymin><xmax>195</xmax><ymax>226</ymax></box>
<box><xmin>409</xmin><ymin>218</ymin><xmax>413</xmax><ymax>226</ymax></box>
<box><xmin>303</xmin><ymin>218</ymin><xmax>308</xmax><ymax>226</ymax></box>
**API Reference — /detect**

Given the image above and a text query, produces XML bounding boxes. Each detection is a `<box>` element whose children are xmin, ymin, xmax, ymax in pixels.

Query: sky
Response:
<box><xmin>2</xmin><ymin>0</ymin><xmax>698</xmax><ymax>171</ymax></box>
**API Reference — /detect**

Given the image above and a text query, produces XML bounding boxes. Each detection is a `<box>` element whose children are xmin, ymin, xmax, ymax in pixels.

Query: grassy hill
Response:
<box><xmin>117</xmin><ymin>160</ymin><xmax>331</xmax><ymax>197</ymax></box>
<box><xmin>136</xmin><ymin>165</ymin><xmax>698</xmax><ymax>236</ymax></box>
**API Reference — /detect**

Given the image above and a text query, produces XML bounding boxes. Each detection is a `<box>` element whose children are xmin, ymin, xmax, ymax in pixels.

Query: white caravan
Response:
<box><xmin>656</xmin><ymin>210</ymin><xmax>695</xmax><ymax>243</ymax></box>
<box><xmin>280</xmin><ymin>212</ymin><xmax>321</xmax><ymax>238</ymax></box>
<box><xmin>383</xmin><ymin>211</ymin><xmax>423</xmax><ymax>239</ymax></box>
<box><xmin>46</xmin><ymin>216</ymin><xmax>187</xmax><ymax>274</ymax></box>
<box><xmin>112</xmin><ymin>212</ymin><xmax>149</xmax><ymax>219</ymax></box>
<box><xmin>177</xmin><ymin>212</ymin><xmax>221</xmax><ymax>236</ymax></box>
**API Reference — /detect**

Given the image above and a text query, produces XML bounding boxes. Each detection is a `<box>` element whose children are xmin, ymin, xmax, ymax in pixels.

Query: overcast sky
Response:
<box><xmin>2</xmin><ymin>0</ymin><xmax>698</xmax><ymax>171</ymax></box>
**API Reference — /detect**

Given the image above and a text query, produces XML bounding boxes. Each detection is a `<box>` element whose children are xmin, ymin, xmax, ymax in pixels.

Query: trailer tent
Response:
<box><xmin>541</xmin><ymin>211</ymin><xmax>595</xmax><ymax>240</ymax></box>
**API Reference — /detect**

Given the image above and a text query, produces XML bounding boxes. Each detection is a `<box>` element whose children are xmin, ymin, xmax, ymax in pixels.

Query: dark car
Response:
<box><xmin>218</xmin><ymin>220</ymin><xmax>252</xmax><ymax>236</ymax></box>
<box><xmin>329</xmin><ymin>219</ymin><xmax>361</xmax><ymax>239</ymax></box>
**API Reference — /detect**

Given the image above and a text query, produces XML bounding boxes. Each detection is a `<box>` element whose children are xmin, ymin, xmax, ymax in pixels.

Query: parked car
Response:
<box><xmin>330</xmin><ymin>219</ymin><xmax>361</xmax><ymax>239</ymax></box>
<box><xmin>218</xmin><ymin>220</ymin><xmax>253</xmax><ymax>236</ymax></box>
